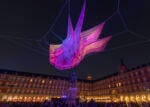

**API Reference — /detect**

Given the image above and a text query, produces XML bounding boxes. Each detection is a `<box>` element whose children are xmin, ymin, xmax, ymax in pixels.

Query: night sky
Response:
<box><xmin>0</xmin><ymin>0</ymin><xmax>150</xmax><ymax>80</ymax></box>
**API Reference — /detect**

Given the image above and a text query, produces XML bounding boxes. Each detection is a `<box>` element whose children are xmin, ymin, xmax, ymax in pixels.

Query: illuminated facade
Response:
<box><xmin>0</xmin><ymin>70</ymin><xmax>91</xmax><ymax>102</ymax></box>
<box><xmin>92</xmin><ymin>61</ymin><xmax>150</xmax><ymax>103</ymax></box>
<box><xmin>0</xmin><ymin>61</ymin><xmax>150</xmax><ymax>103</ymax></box>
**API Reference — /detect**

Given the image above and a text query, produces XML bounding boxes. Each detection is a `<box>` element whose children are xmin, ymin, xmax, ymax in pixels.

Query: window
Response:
<box><xmin>31</xmin><ymin>90</ymin><xmax>34</xmax><ymax>94</ymax></box>
<box><xmin>26</xmin><ymin>89</ymin><xmax>29</xmax><ymax>94</ymax></box>
<box><xmin>21</xmin><ymin>90</ymin><xmax>25</xmax><ymax>94</ymax></box>
<box><xmin>135</xmin><ymin>72</ymin><xmax>139</xmax><ymax>76</ymax></box>
<box><xmin>30</xmin><ymin>78</ymin><xmax>33</xmax><ymax>82</ymax></box>
<box><xmin>12</xmin><ymin>89</ymin><xmax>16</xmax><ymax>93</ymax></box>
<box><xmin>7</xmin><ymin>89</ymin><xmax>10</xmax><ymax>93</ymax></box>
<box><xmin>42</xmin><ymin>80</ymin><xmax>45</xmax><ymax>84</ymax></box>
<box><xmin>138</xmin><ymin>78</ymin><xmax>142</xmax><ymax>83</ymax></box>
<box><xmin>17</xmin><ymin>89</ymin><xmax>20</xmax><ymax>93</ymax></box>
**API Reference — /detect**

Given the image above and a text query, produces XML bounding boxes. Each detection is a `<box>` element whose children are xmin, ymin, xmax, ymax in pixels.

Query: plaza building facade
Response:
<box><xmin>0</xmin><ymin>61</ymin><xmax>150</xmax><ymax>103</ymax></box>
<box><xmin>0</xmin><ymin>70</ymin><xmax>92</xmax><ymax>102</ymax></box>
<box><xmin>92</xmin><ymin>61</ymin><xmax>150</xmax><ymax>103</ymax></box>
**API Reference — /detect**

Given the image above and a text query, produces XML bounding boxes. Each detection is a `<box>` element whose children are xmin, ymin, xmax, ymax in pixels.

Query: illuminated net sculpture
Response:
<box><xmin>50</xmin><ymin>0</ymin><xmax>112</xmax><ymax>70</ymax></box>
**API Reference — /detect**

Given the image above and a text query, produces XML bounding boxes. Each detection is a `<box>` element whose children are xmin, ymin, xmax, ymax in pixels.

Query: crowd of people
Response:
<box><xmin>0</xmin><ymin>100</ymin><xmax>149</xmax><ymax>107</ymax></box>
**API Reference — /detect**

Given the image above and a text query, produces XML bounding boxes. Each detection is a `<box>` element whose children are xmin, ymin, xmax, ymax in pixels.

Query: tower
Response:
<box><xmin>118</xmin><ymin>58</ymin><xmax>128</xmax><ymax>74</ymax></box>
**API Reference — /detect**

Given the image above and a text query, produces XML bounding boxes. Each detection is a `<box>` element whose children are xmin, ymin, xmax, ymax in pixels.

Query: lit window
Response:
<box><xmin>42</xmin><ymin>80</ymin><xmax>45</xmax><ymax>84</ymax></box>
<box><xmin>49</xmin><ymin>80</ymin><xmax>52</xmax><ymax>84</ymax></box>
<box><xmin>118</xmin><ymin>82</ymin><xmax>122</xmax><ymax>86</ymax></box>
<box><xmin>30</xmin><ymin>79</ymin><xmax>33</xmax><ymax>82</ymax></box>
<box><xmin>31</xmin><ymin>90</ymin><xmax>34</xmax><ymax>94</ymax></box>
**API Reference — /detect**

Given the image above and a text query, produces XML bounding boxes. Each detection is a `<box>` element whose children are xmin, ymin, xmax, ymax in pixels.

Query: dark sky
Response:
<box><xmin>0</xmin><ymin>0</ymin><xmax>150</xmax><ymax>80</ymax></box>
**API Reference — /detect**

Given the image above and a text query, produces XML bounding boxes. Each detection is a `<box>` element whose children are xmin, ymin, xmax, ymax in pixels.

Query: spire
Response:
<box><xmin>120</xmin><ymin>57</ymin><xmax>125</xmax><ymax>65</ymax></box>
<box><xmin>119</xmin><ymin>57</ymin><xmax>128</xmax><ymax>74</ymax></box>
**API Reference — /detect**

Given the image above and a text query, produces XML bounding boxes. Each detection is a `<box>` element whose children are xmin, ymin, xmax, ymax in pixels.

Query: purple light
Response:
<box><xmin>62</xmin><ymin>95</ymin><xmax>67</xmax><ymax>98</ymax></box>
<box><xmin>50</xmin><ymin>0</ymin><xmax>111</xmax><ymax>70</ymax></box>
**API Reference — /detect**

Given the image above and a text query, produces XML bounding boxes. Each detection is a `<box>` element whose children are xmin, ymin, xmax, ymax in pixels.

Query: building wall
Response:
<box><xmin>0</xmin><ymin>64</ymin><xmax>150</xmax><ymax>102</ymax></box>
<box><xmin>92</xmin><ymin>65</ymin><xmax>150</xmax><ymax>102</ymax></box>
<box><xmin>0</xmin><ymin>73</ymin><xmax>92</xmax><ymax>102</ymax></box>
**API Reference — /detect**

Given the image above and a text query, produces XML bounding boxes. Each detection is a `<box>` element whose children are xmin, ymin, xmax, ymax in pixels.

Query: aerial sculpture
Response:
<box><xmin>50</xmin><ymin>0</ymin><xmax>112</xmax><ymax>70</ymax></box>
